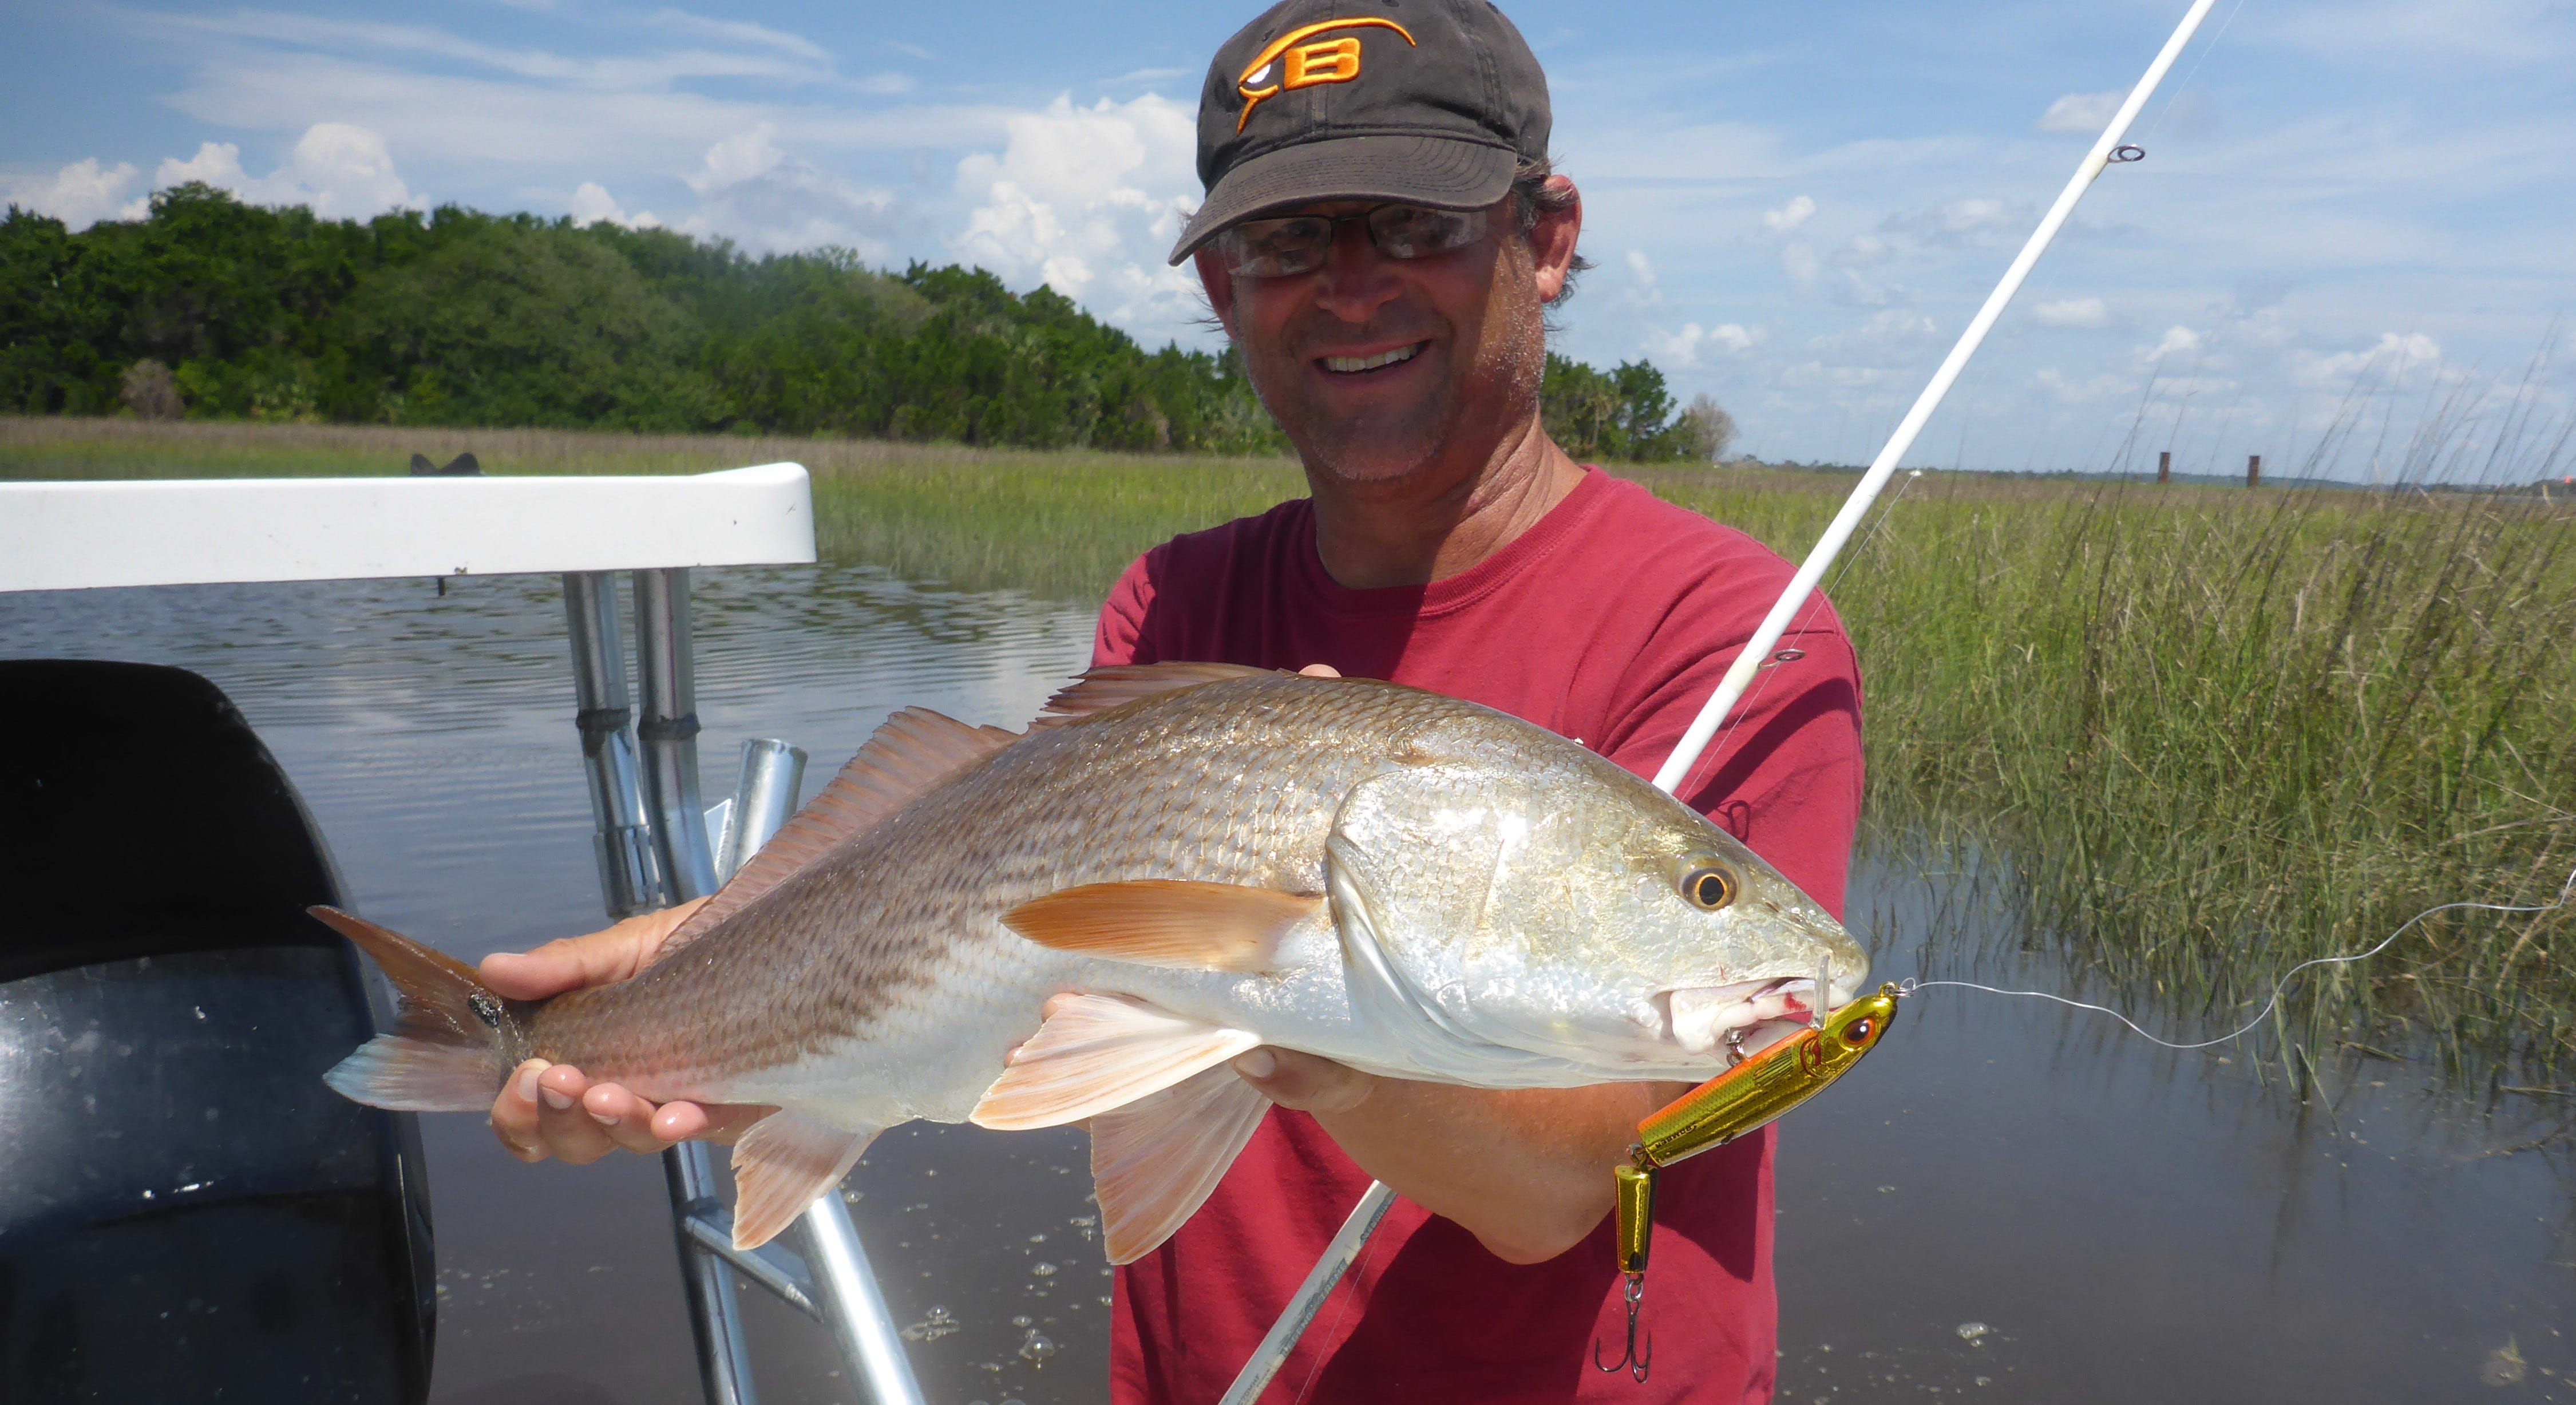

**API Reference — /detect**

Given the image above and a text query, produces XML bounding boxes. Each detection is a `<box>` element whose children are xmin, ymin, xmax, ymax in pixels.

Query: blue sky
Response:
<box><xmin>7</xmin><ymin>0</ymin><xmax>2572</xmax><ymax>478</ymax></box>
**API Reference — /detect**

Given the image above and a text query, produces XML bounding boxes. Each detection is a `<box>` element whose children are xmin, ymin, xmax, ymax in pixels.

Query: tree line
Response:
<box><xmin>2</xmin><ymin>184</ymin><xmax>1731</xmax><ymax>462</ymax></box>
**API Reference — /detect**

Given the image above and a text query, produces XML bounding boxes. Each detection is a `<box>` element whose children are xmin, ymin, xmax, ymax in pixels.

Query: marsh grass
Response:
<box><xmin>1647</xmin><ymin>467</ymin><xmax>2576</xmax><ymax>1076</ymax></box>
<box><xmin>10</xmin><ymin>417</ymin><xmax>2573</xmax><ymax>1072</ymax></box>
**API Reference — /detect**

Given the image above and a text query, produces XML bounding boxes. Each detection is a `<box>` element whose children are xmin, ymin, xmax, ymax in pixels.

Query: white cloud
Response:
<box><xmin>1</xmin><ymin>157</ymin><xmax>148</xmax><ymax>229</ymax></box>
<box><xmin>1623</xmin><ymin>250</ymin><xmax>1663</xmax><ymax>309</ymax></box>
<box><xmin>1648</xmin><ymin>321</ymin><xmax>1763</xmax><ymax>367</ymax></box>
<box><xmin>2134</xmin><ymin>324</ymin><xmax>2204</xmax><ymax>370</ymax></box>
<box><xmin>2292</xmin><ymin>331</ymin><xmax>2444</xmax><ymax>390</ymax></box>
<box><xmin>682</xmin><ymin>123</ymin><xmax>893</xmax><ymax>254</ymax></box>
<box><xmin>568</xmin><ymin>180</ymin><xmax>660</xmax><ymax>229</ymax></box>
<box><xmin>1887</xmin><ymin>196</ymin><xmax>2020</xmax><ymax>242</ymax></box>
<box><xmin>1781</xmin><ymin>240</ymin><xmax>1820</xmax><ymax>287</ymax></box>
<box><xmin>2035</xmin><ymin>367</ymin><xmax>2134</xmax><ymax>403</ymax></box>
<box><xmin>158</xmin><ymin>123</ymin><xmax>418</xmax><ymax>217</ymax></box>
<box><xmin>2032</xmin><ymin>296</ymin><xmax>2111</xmax><ymax>330</ymax></box>
<box><xmin>1808</xmin><ymin>308</ymin><xmax>1938</xmax><ymax>361</ymax></box>
<box><xmin>2039</xmin><ymin>90</ymin><xmax>2123</xmax><ymax>135</ymax></box>
<box><xmin>951</xmin><ymin>93</ymin><xmax>1201</xmax><ymax>335</ymax></box>
<box><xmin>1762</xmin><ymin>194</ymin><xmax>1815</xmax><ymax>233</ymax></box>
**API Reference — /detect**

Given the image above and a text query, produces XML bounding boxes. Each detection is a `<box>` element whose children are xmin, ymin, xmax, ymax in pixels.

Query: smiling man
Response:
<box><xmin>481</xmin><ymin>2</ymin><xmax>1862</xmax><ymax>1401</ymax></box>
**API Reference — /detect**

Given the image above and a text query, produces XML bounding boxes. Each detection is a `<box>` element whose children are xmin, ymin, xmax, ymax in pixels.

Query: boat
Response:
<box><xmin>0</xmin><ymin>462</ymin><xmax>921</xmax><ymax>1404</ymax></box>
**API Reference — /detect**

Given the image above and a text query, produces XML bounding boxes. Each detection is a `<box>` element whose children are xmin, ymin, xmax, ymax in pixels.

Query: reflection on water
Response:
<box><xmin>5</xmin><ymin>569</ymin><xmax>2570</xmax><ymax>1403</ymax></box>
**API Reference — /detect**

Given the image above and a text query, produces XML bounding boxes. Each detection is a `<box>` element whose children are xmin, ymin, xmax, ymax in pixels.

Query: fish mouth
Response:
<box><xmin>1661</xmin><ymin>976</ymin><xmax>1829</xmax><ymax>1058</ymax></box>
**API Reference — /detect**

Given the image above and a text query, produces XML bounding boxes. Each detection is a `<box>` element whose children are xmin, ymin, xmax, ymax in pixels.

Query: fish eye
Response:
<box><xmin>1680</xmin><ymin>865</ymin><xmax>1736</xmax><ymax>911</ymax></box>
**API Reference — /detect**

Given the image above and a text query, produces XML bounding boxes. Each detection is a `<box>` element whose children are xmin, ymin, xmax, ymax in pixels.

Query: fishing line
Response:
<box><xmin>2135</xmin><ymin>0</ymin><xmax>2250</xmax><ymax>143</ymax></box>
<box><xmin>1897</xmin><ymin>862</ymin><xmax>2576</xmax><ymax>1052</ymax></box>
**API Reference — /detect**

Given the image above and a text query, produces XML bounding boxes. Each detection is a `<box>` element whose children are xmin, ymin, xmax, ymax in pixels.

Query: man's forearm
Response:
<box><xmin>1311</xmin><ymin>1078</ymin><xmax>1691</xmax><ymax>1264</ymax></box>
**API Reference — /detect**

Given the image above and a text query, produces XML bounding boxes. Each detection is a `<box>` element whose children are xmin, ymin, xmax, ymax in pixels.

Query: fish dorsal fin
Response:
<box><xmin>662</xmin><ymin>708</ymin><xmax>1018</xmax><ymax>952</ymax></box>
<box><xmin>1089</xmin><ymin>1063</ymin><xmax>1272</xmax><ymax>1264</ymax></box>
<box><xmin>1027</xmin><ymin>662</ymin><xmax>1278</xmax><ymax>730</ymax></box>
<box><xmin>970</xmin><ymin>994</ymin><xmax>1260</xmax><ymax>1131</ymax></box>
<box><xmin>1002</xmin><ymin>881</ymin><xmax>1321</xmax><ymax>973</ymax></box>
<box><xmin>727</xmin><ymin>1110</ymin><xmax>879</xmax><ymax>1250</ymax></box>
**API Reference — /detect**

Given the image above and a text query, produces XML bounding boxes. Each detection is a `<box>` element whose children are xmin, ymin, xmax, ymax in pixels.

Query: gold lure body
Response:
<box><xmin>1598</xmin><ymin>984</ymin><xmax>1902</xmax><ymax>1382</ymax></box>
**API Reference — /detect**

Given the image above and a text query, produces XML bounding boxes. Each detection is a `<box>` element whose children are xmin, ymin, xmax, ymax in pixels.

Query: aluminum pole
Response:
<box><xmin>631</xmin><ymin>566</ymin><xmax>758</xmax><ymax>1405</ymax></box>
<box><xmin>708</xmin><ymin>738</ymin><xmax>927</xmax><ymax>1405</ymax></box>
<box><xmin>563</xmin><ymin>572</ymin><xmax>659</xmax><ymax>918</ymax></box>
<box><xmin>635</xmin><ymin>567</ymin><xmax>721</xmax><ymax>902</ymax></box>
<box><xmin>1219</xmin><ymin>3</ymin><xmax>2227</xmax><ymax>1397</ymax></box>
<box><xmin>800</xmin><ymin>1197</ymin><xmax>928</xmax><ymax>1405</ymax></box>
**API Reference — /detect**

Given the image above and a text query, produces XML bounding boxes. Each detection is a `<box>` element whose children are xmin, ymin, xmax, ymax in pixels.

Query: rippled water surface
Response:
<box><xmin>5</xmin><ymin>567</ymin><xmax>2569</xmax><ymax>1403</ymax></box>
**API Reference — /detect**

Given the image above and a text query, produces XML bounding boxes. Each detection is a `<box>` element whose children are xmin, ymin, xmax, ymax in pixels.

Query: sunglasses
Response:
<box><xmin>1214</xmin><ymin>203</ymin><xmax>1494</xmax><ymax>279</ymax></box>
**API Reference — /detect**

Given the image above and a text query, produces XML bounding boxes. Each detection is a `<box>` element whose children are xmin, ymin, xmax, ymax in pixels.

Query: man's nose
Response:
<box><xmin>1309</xmin><ymin>219</ymin><xmax>1403</xmax><ymax>323</ymax></box>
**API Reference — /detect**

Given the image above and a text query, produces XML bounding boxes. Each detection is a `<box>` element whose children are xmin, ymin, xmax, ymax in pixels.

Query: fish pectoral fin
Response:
<box><xmin>727</xmin><ymin>1111</ymin><xmax>879</xmax><ymax>1251</ymax></box>
<box><xmin>1002</xmin><ymin>881</ymin><xmax>1323</xmax><ymax>973</ymax></box>
<box><xmin>1090</xmin><ymin>1063</ymin><xmax>1271</xmax><ymax>1264</ymax></box>
<box><xmin>971</xmin><ymin>993</ymin><xmax>1260</xmax><ymax>1131</ymax></box>
<box><xmin>659</xmin><ymin>707</ymin><xmax>1020</xmax><ymax>957</ymax></box>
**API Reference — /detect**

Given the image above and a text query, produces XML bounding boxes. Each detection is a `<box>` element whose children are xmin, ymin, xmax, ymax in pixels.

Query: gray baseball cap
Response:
<box><xmin>1167</xmin><ymin>0</ymin><xmax>1552</xmax><ymax>266</ymax></box>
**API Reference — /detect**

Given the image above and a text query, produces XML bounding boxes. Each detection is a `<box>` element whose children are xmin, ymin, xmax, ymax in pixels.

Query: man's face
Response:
<box><xmin>1195</xmin><ymin>187</ymin><xmax>1580</xmax><ymax>490</ymax></box>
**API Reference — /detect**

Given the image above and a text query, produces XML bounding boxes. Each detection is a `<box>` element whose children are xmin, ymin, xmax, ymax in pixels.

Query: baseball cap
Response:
<box><xmin>1167</xmin><ymin>0</ymin><xmax>1552</xmax><ymax>265</ymax></box>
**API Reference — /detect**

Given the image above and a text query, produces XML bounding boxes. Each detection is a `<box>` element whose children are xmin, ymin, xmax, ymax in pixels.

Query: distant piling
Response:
<box><xmin>2247</xmin><ymin>454</ymin><xmax>2262</xmax><ymax>489</ymax></box>
<box><xmin>2158</xmin><ymin>451</ymin><xmax>2171</xmax><ymax>485</ymax></box>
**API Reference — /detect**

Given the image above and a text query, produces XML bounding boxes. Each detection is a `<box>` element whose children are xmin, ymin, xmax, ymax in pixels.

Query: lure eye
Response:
<box><xmin>1842</xmin><ymin>1018</ymin><xmax>1874</xmax><ymax>1045</ymax></box>
<box><xmin>1680</xmin><ymin>866</ymin><xmax>1736</xmax><ymax>911</ymax></box>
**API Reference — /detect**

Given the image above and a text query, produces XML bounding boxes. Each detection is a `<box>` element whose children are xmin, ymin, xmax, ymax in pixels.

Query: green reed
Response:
<box><xmin>11</xmin><ymin>418</ymin><xmax>2571</xmax><ymax>1071</ymax></box>
<box><xmin>1643</xmin><ymin>468</ymin><xmax>2576</xmax><ymax>1076</ymax></box>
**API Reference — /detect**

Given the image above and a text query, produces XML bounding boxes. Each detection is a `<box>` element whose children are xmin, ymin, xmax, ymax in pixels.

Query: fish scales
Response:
<box><xmin>520</xmin><ymin>676</ymin><xmax>1439</xmax><ymax>1106</ymax></box>
<box><xmin>319</xmin><ymin>667</ymin><xmax>1867</xmax><ymax>1254</ymax></box>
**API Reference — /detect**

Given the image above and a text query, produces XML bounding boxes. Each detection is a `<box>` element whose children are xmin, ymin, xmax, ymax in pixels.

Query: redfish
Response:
<box><xmin>320</xmin><ymin>664</ymin><xmax>1865</xmax><ymax>1261</ymax></box>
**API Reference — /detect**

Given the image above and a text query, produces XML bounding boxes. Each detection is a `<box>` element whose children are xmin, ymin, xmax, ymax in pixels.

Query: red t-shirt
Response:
<box><xmin>1091</xmin><ymin>467</ymin><xmax>1863</xmax><ymax>1405</ymax></box>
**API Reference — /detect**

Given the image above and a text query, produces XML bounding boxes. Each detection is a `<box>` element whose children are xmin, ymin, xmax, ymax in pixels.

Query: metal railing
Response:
<box><xmin>564</xmin><ymin>567</ymin><xmax>927</xmax><ymax>1405</ymax></box>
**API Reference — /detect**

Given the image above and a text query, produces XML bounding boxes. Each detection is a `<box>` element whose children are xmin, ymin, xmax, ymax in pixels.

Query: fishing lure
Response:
<box><xmin>1595</xmin><ymin>983</ymin><xmax>1904</xmax><ymax>1383</ymax></box>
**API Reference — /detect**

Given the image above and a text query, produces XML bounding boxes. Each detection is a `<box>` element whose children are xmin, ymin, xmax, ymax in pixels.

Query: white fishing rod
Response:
<box><xmin>1217</xmin><ymin>2</ymin><xmax>2225</xmax><ymax>1399</ymax></box>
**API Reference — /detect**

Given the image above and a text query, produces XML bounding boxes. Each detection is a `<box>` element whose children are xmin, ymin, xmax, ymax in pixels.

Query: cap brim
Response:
<box><xmin>1168</xmin><ymin>134</ymin><xmax>1517</xmax><ymax>265</ymax></box>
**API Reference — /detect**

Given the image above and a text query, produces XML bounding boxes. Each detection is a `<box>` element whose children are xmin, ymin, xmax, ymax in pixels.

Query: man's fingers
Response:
<box><xmin>653</xmin><ymin>1101</ymin><xmax>777</xmax><ymax>1146</ymax></box>
<box><xmin>534</xmin><ymin>1063</ymin><xmax>620</xmax><ymax>1165</ymax></box>
<box><xmin>492</xmin><ymin>1059</ymin><xmax>552</xmax><ymax>1162</ymax></box>
<box><xmin>479</xmin><ymin>897</ymin><xmax>712</xmax><ymax>1001</ymax></box>
<box><xmin>1298</xmin><ymin>664</ymin><xmax>1342</xmax><ymax>678</ymax></box>
<box><xmin>583</xmin><ymin>1082</ymin><xmax>682</xmax><ymax>1155</ymax></box>
<box><xmin>1232</xmin><ymin>1046</ymin><xmax>1374</xmax><ymax>1113</ymax></box>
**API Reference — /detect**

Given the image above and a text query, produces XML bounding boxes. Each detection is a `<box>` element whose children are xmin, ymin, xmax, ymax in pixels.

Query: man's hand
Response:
<box><xmin>481</xmin><ymin>898</ymin><xmax>772</xmax><ymax>1164</ymax></box>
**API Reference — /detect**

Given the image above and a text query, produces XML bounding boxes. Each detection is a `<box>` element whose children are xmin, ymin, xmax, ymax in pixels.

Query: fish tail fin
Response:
<box><xmin>311</xmin><ymin>905</ymin><xmax>527</xmax><ymax>1112</ymax></box>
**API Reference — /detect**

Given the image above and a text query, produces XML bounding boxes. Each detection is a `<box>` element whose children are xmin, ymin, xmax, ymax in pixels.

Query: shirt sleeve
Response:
<box><xmin>1092</xmin><ymin>551</ymin><xmax>1160</xmax><ymax>668</ymax></box>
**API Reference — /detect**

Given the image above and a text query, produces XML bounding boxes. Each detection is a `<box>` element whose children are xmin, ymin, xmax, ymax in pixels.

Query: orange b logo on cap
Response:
<box><xmin>1236</xmin><ymin>17</ymin><xmax>1416</xmax><ymax>133</ymax></box>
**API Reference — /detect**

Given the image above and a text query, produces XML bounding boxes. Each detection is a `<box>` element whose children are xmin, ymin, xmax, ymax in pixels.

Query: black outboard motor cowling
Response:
<box><xmin>0</xmin><ymin>660</ymin><xmax>435</xmax><ymax>1403</ymax></box>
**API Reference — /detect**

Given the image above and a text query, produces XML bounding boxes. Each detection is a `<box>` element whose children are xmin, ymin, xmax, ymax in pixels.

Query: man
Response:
<box><xmin>484</xmin><ymin>2</ymin><xmax>1861</xmax><ymax>1400</ymax></box>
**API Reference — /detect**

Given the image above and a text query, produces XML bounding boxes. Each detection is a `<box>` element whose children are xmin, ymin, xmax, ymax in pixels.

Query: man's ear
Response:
<box><xmin>1193</xmin><ymin>248</ymin><xmax>1240</xmax><ymax>338</ymax></box>
<box><xmin>1530</xmin><ymin>176</ymin><xmax>1582</xmax><ymax>306</ymax></box>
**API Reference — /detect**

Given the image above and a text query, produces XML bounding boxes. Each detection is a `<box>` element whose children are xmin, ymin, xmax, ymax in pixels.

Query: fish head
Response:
<box><xmin>1327</xmin><ymin>749</ymin><xmax>1868</xmax><ymax>1079</ymax></box>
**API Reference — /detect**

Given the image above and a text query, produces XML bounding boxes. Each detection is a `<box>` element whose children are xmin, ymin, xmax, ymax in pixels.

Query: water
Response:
<box><xmin>4</xmin><ymin>567</ymin><xmax>2569</xmax><ymax>1403</ymax></box>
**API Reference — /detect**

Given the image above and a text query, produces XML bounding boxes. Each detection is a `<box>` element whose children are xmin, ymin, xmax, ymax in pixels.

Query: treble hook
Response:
<box><xmin>1592</xmin><ymin>1274</ymin><xmax>1652</xmax><ymax>1382</ymax></box>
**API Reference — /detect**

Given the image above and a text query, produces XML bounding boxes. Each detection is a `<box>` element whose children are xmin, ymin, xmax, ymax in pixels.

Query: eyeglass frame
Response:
<box><xmin>1210</xmin><ymin>201</ymin><xmax>1498</xmax><ymax>279</ymax></box>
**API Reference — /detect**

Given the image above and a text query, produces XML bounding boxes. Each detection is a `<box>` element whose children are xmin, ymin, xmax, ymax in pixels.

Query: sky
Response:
<box><xmin>6</xmin><ymin>0</ymin><xmax>2573</xmax><ymax>478</ymax></box>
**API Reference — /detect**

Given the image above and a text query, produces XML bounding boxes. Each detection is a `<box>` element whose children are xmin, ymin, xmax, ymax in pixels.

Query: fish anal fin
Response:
<box><xmin>660</xmin><ymin>708</ymin><xmax>1019</xmax><ymax>954</ymax></box>
<box><xmin>1002</xmin><ymin>881</ymin><xmax>1321</xmax><ymax>973</ymax></box>
<box><xmin>1028</xmin><ymin>663</ymin><xmax>1279</xmax><ymax>730</ymax></box>
<box><xmin>728</xmin><ymin>1111</ymin><xmax>879</xmax><ymax>1250</ymax></box>
<box><xmin>970</xmin><ymin>994</ymin><xmax>1259</xmax><ymax>1131</ymax></box>
<box><xmin>1090</xmin><ymin>1063</ymin><xmax>1272</xmax><ymax>1264</ymax></box>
